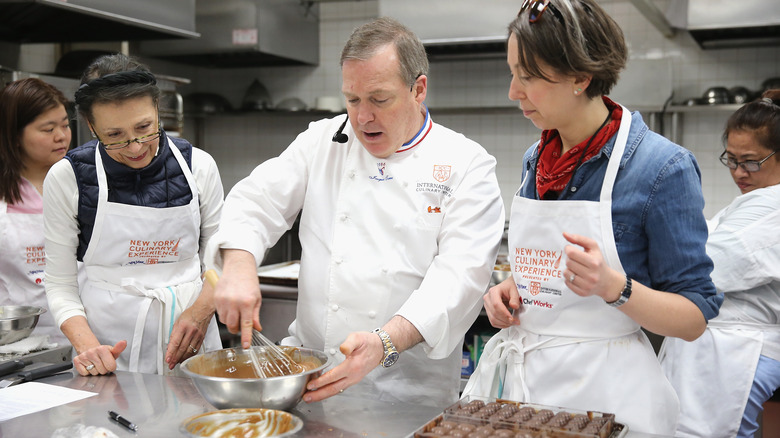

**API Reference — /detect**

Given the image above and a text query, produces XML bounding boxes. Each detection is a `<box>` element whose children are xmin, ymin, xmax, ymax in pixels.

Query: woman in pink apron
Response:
<box><xmin>660</xmin><ymin>90</ymin><xmax>780</xmax><ymax>438</ymax></box>
<box><xmin>43</xmin><ymin>54</ymin><xmax>223</xmax><ymax>376</ymax></box>
<box><xmin>463</xmin><ymin>1</ymin><xmax>722</xmax><ymax>435</ymax></box>
<box><xmin>0</xmin><ymin>78</ymin><xmax>71</xmax><ymax>346</ymax></box>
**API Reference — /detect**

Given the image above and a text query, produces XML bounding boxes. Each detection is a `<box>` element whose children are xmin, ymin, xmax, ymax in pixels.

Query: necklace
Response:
<box><xmin>535</xmin><ymin>111</ymin><xmax>612</xmax><ymax>199</ymax></box>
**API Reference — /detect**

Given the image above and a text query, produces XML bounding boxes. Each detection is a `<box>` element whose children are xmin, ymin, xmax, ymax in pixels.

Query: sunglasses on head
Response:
<box><xmin>519</xmin><ymin>0</ymin><xmax>564</xmax><ymax>24</ymax></box>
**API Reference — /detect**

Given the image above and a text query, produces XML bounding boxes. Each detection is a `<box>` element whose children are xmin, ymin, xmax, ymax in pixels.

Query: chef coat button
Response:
<box><xmin>368</xmin><ymin>311</ymin><xmax>377</xmax><ymax>318</ymax></box>
<box><xmin>334</xmin><ymin>257</ymin><xmax>342</xmax><ymax>265</ymax></box>
<box><xmin>570</xmin><ymin>186</ymin><xmax>577</xmax><ymax>192</ymax></box>
<box><xmin>349</xmin><ymin>170</ymin><xmax>356</xmax><ymax>178</ymax></box>
<box><xmin>331</xmin><ymin>304</ymin><xmax>339</xmax><ymax>312</ymax></box>
<box><xmin>382</xmin><ymin>267</ymin><xmax>389</xmax><ymax>274</ymax></box>
<box><xmin>329</xmin><ymin>348</ymin><xmax>337</xmax><ymax>355</ymax></box>
<box><xmin>341</xmin><ymin>214</ymin><xmax>348</xmax><ymax>222</ymax></box>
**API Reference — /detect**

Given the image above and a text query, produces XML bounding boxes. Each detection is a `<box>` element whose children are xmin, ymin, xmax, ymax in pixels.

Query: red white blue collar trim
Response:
<box><xmin>396</xmin><ymin>106</ymin><xmax>432</xmax><ymax>154</ymax></box>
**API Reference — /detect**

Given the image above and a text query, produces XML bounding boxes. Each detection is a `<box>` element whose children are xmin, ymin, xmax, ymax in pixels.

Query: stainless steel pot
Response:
<box><xmin>0</xmin><ymin>306</ymin><xmax>46</xmax><ymax>345</ymax></box>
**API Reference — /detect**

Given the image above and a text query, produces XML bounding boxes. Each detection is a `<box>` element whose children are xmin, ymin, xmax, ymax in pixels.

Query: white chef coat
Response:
<box><xmin>464</xmin><ymin>107</ymin><xmax>679</xmax><ymax>435</ymax></box>
<box><xmin>0</xmin><ymin>179</ymin><xmax>67</xmax><ymax>345</ymax></box>
<box><xmin>44</xmin><ymin>141</ymin><xmax>224</xmax><ymax>373</ymax></box>
<box><xmin>207</xmin><ymin>114</ymin><xmax>505</xmax><ymax>407</ymax></box>
<box><xmin>660</xmin><ymin>183</ymin><xmax>780</xmax><ymax>438</ymax></box>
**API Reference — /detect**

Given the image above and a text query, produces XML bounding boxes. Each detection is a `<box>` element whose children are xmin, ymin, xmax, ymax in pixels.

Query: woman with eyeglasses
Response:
<box><xmin>660</xmin><ymin>90</ymin><xmax>780</xmax><ymax>438</ymax></box>
<box><xmin>462</xmin><ymin>0</ymin><xmax>721</xmax><ymax>434</ymax></box>
<box><xmin>0</xmin><ymin>78</ymin><xmax>71</xmax><ymax>346</ymax></box>
<box><xmin>43</xmin><ymin>54</ymin><xmax>224</xmax><ymax>376</ymax></box>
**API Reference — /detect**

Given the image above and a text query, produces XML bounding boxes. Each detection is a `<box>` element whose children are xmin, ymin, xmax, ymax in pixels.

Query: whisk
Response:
<box><xmin>204</xmin><ymin>270</ymin><xmax>303</xmax><ymax>378</ymax></box>
<box><xmin>251</xmin><ymin>329</ymin><xmax>304</xmax><ymax>377</ymax></box>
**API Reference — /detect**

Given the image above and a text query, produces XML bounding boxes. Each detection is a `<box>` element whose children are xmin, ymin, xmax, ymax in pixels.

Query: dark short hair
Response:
<box><xmin>0</xmin><ymin>78</ymin><xmax>69</xmax><ymax>204</ymax></box>
<box><xmin>341</xmin><ymin>17</ymin><xmax>429</xmax><ymax>89</ymax></box>
<box><xmin>74</xmin><ymin>53</ymin><xmax>160</xmax><ymax>124</ymax></box>
<box><xmin>508</xmin><ymin>0</ymin><xmax>627</xmax><ymax>98</ymax></box>
<box><xmin>722</xmin><ymin>89</ymin><xmax>780</xmax><ymax>154</ymax></box>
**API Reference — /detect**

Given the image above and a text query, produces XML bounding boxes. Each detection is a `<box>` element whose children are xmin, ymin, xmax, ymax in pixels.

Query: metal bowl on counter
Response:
<box><xmin>181</xmin><ymin>346</ymin><xmax>330</xmax><ymax>411</ymax></box>
<box><xmin>0</xmin><ymin>306</ymin><xmax>46</xmax><ymax>345</ymax></box>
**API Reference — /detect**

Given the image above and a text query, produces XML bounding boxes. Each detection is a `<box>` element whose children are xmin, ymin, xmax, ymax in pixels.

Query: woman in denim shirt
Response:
<box><xmin>463</xmin><ymin>1</ymin><xmax>721</xmax><ymax>434</ymax></box>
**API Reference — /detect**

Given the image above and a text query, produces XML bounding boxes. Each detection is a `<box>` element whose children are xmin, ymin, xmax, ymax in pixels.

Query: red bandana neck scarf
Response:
<box><xmin>536</xmin><ymin>96</ymin><xmax>623</xmax><ymax>200</ymax></box>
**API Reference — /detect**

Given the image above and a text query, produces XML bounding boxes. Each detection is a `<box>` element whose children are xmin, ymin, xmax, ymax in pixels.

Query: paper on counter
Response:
<box><xmin>0</xmin><ymin>381</ymin><xmax>97</xmax><ymax>421</ymax></box>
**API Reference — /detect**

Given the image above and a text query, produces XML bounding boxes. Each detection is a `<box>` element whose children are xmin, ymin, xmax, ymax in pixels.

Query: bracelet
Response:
<box><xmin>606</xmin><ymin>274</ymin><xmax>632</xmax><ymax>308</ymax></box>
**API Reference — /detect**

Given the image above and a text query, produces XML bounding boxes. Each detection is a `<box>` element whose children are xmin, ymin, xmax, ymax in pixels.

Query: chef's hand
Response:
<box><xmin>213</xmin><ymin>249</ymin><xmax>263</xmax><ymax>349</ymax></box>
<box><xmin>483</xmin><ymin>276</ymin><xmax>522</xmax><ymax>328</ymax></box>
<box><xmin>74</xmin><ymin>340</ymin><xmax>126</xmax><ymax>376</ymax></box>
<box><xmin>166</xmin><ymin>305</ymin><xmax>214</xmax><ymax>370</ymax></box>
<box><xmin>302</xmin><ymin>331</ymin><xmax>383</xmax><ymax>403</ymax></box>
<box><xmin>562</xmin><ymin>232</ymin><xmax>625</xmax><ymax>301</ymax></box>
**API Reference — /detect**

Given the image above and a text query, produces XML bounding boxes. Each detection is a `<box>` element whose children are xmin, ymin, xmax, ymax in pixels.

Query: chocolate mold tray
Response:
<box><xmin>412</xmin><ymin>395</ymin><xmax>628</xmax><ymax>438</ymax></box>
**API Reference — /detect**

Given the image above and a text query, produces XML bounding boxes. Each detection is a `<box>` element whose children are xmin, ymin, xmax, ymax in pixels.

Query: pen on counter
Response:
<box><xmin>108</xmin><ymin>410</ymin><xmax>138</xmax><ymax>432</ymax></box>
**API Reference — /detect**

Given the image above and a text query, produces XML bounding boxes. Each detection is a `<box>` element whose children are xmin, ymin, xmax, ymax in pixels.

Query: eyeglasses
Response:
<box><xmin>719</xmin><ymin>150</ymin><xmax>777</xmax><ymax>172</ymax></box>
<box><xmin>519</xmin><ymin>0</ymin><xmax>564</xmax><ymax>24</ymax></box>
<box><xmin>98</xmin><ymin>128</ymin><xmax>161</xmax><ymax>151</ymax></box>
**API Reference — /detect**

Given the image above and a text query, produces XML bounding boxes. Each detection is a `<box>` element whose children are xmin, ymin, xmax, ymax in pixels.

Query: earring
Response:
<box><xmin>574</xmin><ymin>88</ymin><xmax>582</xmax><ymax>95</ymax></box>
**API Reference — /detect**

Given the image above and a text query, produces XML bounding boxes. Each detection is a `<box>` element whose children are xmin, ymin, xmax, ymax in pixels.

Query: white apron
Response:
<box><xmin>659</xmin><ymin>319</ymin><xmax>776</xmax><ymax>438</ymax></box>
<box><xmin>0</xmin><ymin>191</ymin><xmax>66</xmax><ymax>345</ymax></box>
<box><xmin>463</xmin><ymin>107</ymin><xmax>679</xmax><ymax>435</ymax></box>
<box><xmin>80</xmin><ymin>140</ymin><xmax>220</xmax><ymax>375</ymax></box>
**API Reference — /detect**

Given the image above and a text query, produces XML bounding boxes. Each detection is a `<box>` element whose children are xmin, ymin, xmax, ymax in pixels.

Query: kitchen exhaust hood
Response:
<box><xmin>0</xmin><ymin>0</ymin><xmax>199</xmax><ymax>43</ymax></box>
<box><xmin>138</xmin><ymin>0</ymin><xmax>319</xmax><ymax>68</ymax></box>
<box><xmin>379</xmin><ymin>0</ymin><xmax>517</xmax><ymax>60</ymax></box>
<box><xmin>666</xmin><ymin>0</ymin><xmax>780</xmax><ymax>49</ymax></box>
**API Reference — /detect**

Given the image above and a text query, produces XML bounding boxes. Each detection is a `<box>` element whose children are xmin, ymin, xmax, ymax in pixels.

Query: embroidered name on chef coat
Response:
<box><xmin>369</xmin><ymin>162</ymin><xmax>394</xmax><ymax>182</ymax></box>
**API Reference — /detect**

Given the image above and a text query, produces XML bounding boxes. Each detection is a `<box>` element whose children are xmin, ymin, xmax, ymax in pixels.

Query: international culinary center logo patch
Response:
<box><xmin>432</xmin><ymin>164</ymin><xmax>451</xmax><ymax>182</ymax></box>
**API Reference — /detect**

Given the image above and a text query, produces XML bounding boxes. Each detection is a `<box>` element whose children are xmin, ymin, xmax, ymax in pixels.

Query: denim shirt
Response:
<box><xmin>518</xmin><ymin>110</ymin><xmax>722</xmax><ymax>321</ymax></box>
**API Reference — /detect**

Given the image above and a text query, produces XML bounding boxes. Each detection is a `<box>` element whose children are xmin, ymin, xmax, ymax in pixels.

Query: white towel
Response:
<box><xmin>0</xmin><ymin>335</ymin><xmax>57</xmax><ymax>355</ymax></box>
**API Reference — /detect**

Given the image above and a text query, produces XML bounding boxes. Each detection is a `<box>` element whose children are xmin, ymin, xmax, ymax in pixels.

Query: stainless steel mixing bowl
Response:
<box><xmin>181</xmin><ymin>346</ymin><xmax>330</xmax><ymax>411</ymax></box>
<box><xmin>0</xmin><ymin>306</ymin><xmax>46</xmax><ymax>345</ymax></box>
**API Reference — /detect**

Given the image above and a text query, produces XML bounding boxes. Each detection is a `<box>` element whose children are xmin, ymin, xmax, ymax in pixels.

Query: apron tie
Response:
<box><xmin>118</xmin><ymin>278</ymin><xmax>180</xmax><ymax>375</ymax></box>
<box><xmin>465</xmin><ymin>326</ymin><xmax>609</xmax><ymax>401</ymax></box>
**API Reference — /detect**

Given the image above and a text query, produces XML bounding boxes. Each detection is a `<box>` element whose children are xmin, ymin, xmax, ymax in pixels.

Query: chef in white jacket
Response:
<box><xmin>207</xmin><ymin>17</ymin><xmax>505</xmax><ymax>407</ymax></box>
<box><xmin>661</xmin><ymin>91</ymin><xmax>780</xmax><ymax>438</ymax></box>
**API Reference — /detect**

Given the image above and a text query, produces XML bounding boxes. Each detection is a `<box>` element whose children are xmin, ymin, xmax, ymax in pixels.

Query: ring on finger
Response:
<box><xmin>85</xmin><ymin>364</ymin><xmax>95</xmax><ymax>371</ymax></box>
<box><xmin>339</xmin><ymin>389</ymin><xmax>344</xmax><ymax>394</ymax></box>
<box><xmin>189</xmin><ymin>344</ymin><xmax>198</xmax><ymax>354</ymax></box>
<box><xmin>569</xmin><ymin>274</ymin><xmax>576</xmax><ymax>283</ymax></box>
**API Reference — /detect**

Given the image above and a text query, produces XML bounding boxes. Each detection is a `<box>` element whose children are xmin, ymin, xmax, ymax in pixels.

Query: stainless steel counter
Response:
<box><xmin>0</xmin><ymin>370</ymin><xmax>671</xmax><ymax>437</ymax></box>
<box><xmin>0</xmin><ymin>370</ymin><xmax>443</xmax><ymax>437</ymax></box>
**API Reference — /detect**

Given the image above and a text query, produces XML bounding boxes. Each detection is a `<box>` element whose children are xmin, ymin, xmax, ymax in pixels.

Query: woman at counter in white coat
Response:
<box><xmin>0</xmin><ymin>78</ymin><xmax>71</xmax><ymax>345</ymax></box>
<box><xmin>463</xmin><ymin>1</ymin><xmax>722</xmax><ymax>435</ymax></box>
<box><xmin>43</xmin><ymin>54</ymin><xmax>224</xmax><ymax>376</ymax></box>
<box><xmin>660</xmin><ymin>90</ymin><xmax>780</xmax><ymax>438</ymax></box>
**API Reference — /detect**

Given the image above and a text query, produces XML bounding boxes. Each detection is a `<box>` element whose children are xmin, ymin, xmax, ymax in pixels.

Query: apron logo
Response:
<box><xmin>529</xmin><ymin>281</ymin><xmax>541</xmax><ymax>296</ymax></box>
<box><xmin>369</xmin><ymin>162</ymin><xmax>394</xmax><ymax>182</ymax></box>
<box><xmin>432</xmin><ymin>165</ymin><xmax>451</xmax><ymax>182</ymax></box>
<box><xmin>127</xmin><ymin>238</ymin><xmax>182</xmax><ymax>265</ymax></box>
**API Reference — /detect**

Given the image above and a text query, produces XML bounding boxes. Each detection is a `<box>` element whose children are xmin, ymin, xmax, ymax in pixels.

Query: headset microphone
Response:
<box><xmin>332</xmin><ymin>115</ymin><xmax>349</xmax><ymax>143</ymax></box>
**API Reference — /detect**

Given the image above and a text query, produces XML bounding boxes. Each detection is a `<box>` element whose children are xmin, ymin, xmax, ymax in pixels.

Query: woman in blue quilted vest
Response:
<box><xmin>43</xmin><ymin>53</ymin><xmax>224</xmax><ymax>376</ymax></box>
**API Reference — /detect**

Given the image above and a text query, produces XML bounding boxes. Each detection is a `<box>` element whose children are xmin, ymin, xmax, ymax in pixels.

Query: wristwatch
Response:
<box><xmin>607</xmin><ymin>274</ymin><xmax>633</xmax><ymax>307</ymax></box>
<box><xmin>372</xmin><ymin>328</ymin><xmax>399</xmax><ymax>368</ymax></box>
